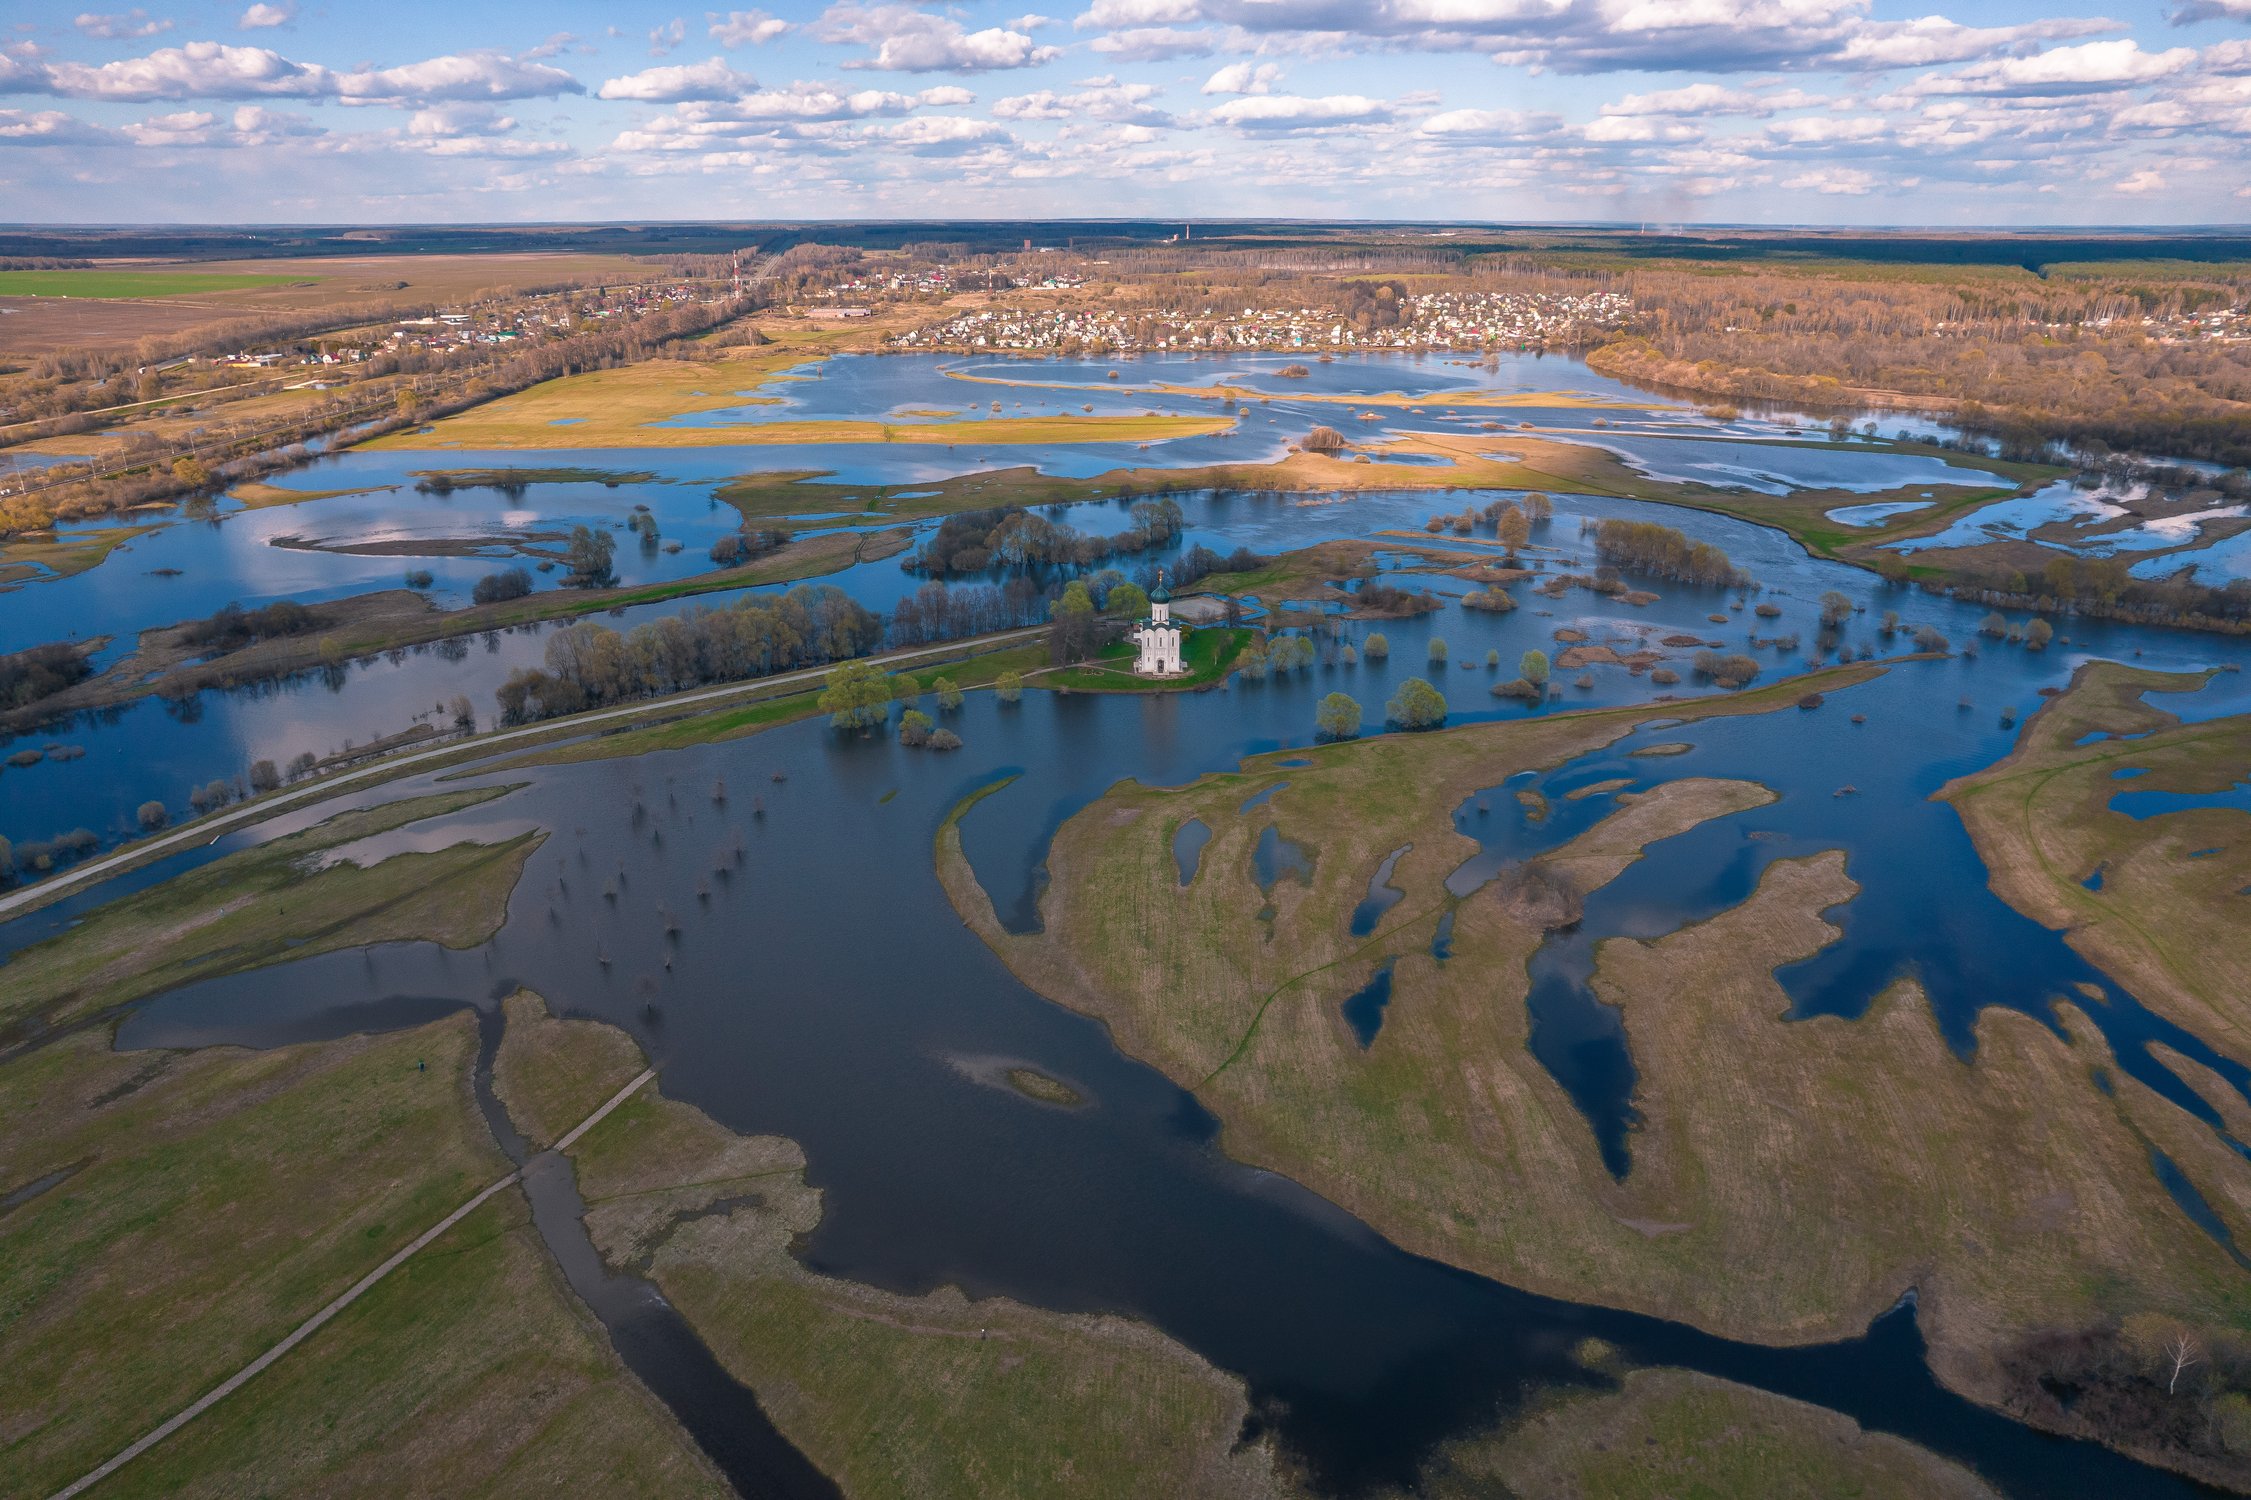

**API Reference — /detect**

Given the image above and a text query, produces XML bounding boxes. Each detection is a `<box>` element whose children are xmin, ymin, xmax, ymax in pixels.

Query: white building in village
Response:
<box><xmin>1132</xmin><ymin>574</ymin><xmax>1187</xmax><ymax>676</ymax></box>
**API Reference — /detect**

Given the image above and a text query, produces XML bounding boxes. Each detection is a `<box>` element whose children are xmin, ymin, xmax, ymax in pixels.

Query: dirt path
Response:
<box><xmin>47</xmin><ymin>1067</ymin><xmax>657</xmax><ymax>1500</ymax></box>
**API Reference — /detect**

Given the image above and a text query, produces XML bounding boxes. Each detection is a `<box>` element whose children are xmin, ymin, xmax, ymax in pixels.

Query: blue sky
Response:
<box><xmin>1</xmin><ymin>1</ymin><xmax>2245</xmax><ymax>224</ymax></box>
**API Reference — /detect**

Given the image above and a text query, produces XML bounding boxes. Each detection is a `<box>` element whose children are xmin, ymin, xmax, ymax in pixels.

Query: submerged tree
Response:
<box><xmin>820</xmin><ymin>661</ymin><xmax>894</xmax><ymax>731</ymax></box>
<box><xmin>1363</xmin><ymin>632</ymin><xmax>1390</xmax><ymax>660</ymax></box>
<box><xmin>1519</xmin><ymin>649</ymin><xmax>1551</xmax><ymax>688</ymax></box>
<box><xmin>1386</xmin><ymin>676</ymin><xmax>1448</xmax><ymax>731</ymax></box>
<box><xmin>996</xmin><ymin>670</ymin><xmax>1024</xmax><ymax>705</ymax></box>
<box><xmin>1315</xmin><ymin>692</ymin><xmax>1362</xmax><ymax>741</ymax></box>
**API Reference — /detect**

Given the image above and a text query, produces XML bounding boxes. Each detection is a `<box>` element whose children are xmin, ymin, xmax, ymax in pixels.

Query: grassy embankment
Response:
<box><xmin>1040</xmin><ymin>626</ymin><xmax>1250</xmax><ymax>691</ymax></box>
<box><xmin>1426</xmin><ymin>1368</ymin><xmax>1998</xmax><ymax>1500</ymax></box>
<box><xmin>943</xmin><ymin>660</ymin><xmax>2251</xmax><ymax>1487</ymax></box>
<box><xmin>228</xmin><ymin>481</ymin><xmax>396</xmax><ymax>510</ymax></box>
<box><xmin>1941</xmin><ymin>661</ymin><xmax>2251</xmax><ymax>1051</ymax></box>
<box><xmin>0</xmin><ymin>787</ymin><xmax>532</xmax><ymax>1040</ymax></box>
<box><xmin>494</xmin><ymin>621</ymin><xmax>1253</xmax><ymax>771</ymax></box>
<box><xmin>0</xmin><ymin>794</ymin><xmax>724</xmax><ymax>1498</ymax></box>
<box><xmin>0</xmin><ymin>522</ymin><xmax>161</xmax><ymax>586</ymax></box>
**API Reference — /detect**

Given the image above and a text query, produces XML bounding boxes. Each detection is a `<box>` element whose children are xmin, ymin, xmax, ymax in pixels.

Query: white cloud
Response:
<box><xmin>2113</xmin><ymin>168</ymin><xmax>2166</xmax><ymax>194</ymax></box>
<box><xmin>1201</xmin><ymin>60</ymin><xmax>1280</xmax><ymax>95</ymax></box>
<box><xmin>1417</xmin><ymin>106</ymin><xmax>1559</xmax><ymax>140</ymax></box>
<box><xmin>407</xmin><ymin>102</ymin><xmax>514</xmax><ymax>136</ymax></box>
<box><xmin>598</xmin><ymin>57</ymin><xmax>754</xmax><ymax>101</ymax></box>
<box><xmin>336</xmin><ymin>53</ymin><xmax>586</xmax><ymax>104</ymax></box>
<box><xmin>5</xmin><ymin>42</ymin><xmax>583</xmax><ymax>104</ymax></box>
<box><xmin>229</xmin><ymin>102</ymin><xmax>321</xmax><ymax>140</ymax></box>
<box><xmin>1087</xmin><ymin>26</ymin><xmax>1217</xmax><ymax>60</ymax></box>
<box><xmin>649</xmin><ymin>18</ymin><xmax>686</xmax><ymax>56</ymax></box>
<box><xmin>880</xmin><ymin>114</ymin><xmax>1005</xmax><ymax>151</ymax></box>
<box><xmin>1207</xmin><ymin>92</ymin><xmax>1390</xmax><ymax>129</ymax></box>
<box><xmin>0</xmin><ymin>107</ymin><xmax>118</xmax><ymax>146</ymax></box>
<box><xmin>74</xmin><ymin>10</ymin><xmax>171</xmax><ymax>40</ymax></box>
<box><xmin>238</xmin><ymin>2</ymin><xmax>292</xmax><ymax>28</ymax></box>
<box><xmin>38</xmin><ymin>43</ymin><xmax>330</xmax><ymax>100</ymax></box>
<box><xmin>1909</xmin><ymin>40</ymin><xmax>2197</xmax><ymax>98</ymax></box>
<box><xmin>817</xmin><ymin>5</ymin><xmax>1063</xmax><ymax>72</ymax></box>
<box><xmin>1784</xmin><ymin>166</ymin><xmax>1878</xmax><ymax>194</ymax></box>
<box><xmin>123</xmin><ymin>107</ymin><xmax>215</xmax><ymax>145</ymax></box>
<box><xmin>995</xmin><ymin>77</ymin><xmax>1168</xmax><ymax>123</ymax></box>
<box><xmin>708</xmin><ymin>9</ymin><xmax>789</xmax><ymax>46</ymax></box>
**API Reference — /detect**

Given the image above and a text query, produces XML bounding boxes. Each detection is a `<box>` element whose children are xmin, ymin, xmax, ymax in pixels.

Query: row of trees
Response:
<box><xmin>493</xmin><ymin>583</ymin><xmax>881</xmax><ymax>724</ymax></box>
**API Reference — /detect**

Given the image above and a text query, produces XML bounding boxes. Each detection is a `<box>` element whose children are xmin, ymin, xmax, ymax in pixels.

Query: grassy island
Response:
<box><xmin>944</xmin><ymin>663</ymin><xmax>2251</xmax><ymax>1490</ymax></box>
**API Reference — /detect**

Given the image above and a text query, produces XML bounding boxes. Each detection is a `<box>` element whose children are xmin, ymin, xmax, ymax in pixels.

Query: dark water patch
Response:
<box><xmin>1253</xmin><ymin>824</ymin><xmax>1314</xmax><ymax>894</ymax></box>
<box><xmin>2147</xmin><ymin>1147</ymin><xmax>2251</xmax><ymax>1272</ymax></box>
<box><xmin>2112</xmin><ymin>767</ymin><xmax>2150</xmax><ymax>779</ymax></box>
<box><xmin>2110</xmin><ymin>778</ymin><xmax>2251</xmax><ymax>821</ymax></box>
<box><xmin>1277</xmin><ymin>757</ymin><xmax>1312</xmax><ymax>767</ymax></box>
<box><xmin>1341</xmin><ymin>961</ymin><xmax>1397</xmax><ymax>1048</ymax></box>
<box><xmin>1349</xmin><ymin>844</ymin><xmax>1412</xmax><ymax>937</ymax></box>
<box><xmin>1238</xmin><ymin>780</ymin><xmax>1289</xmax><ymax>813</ymax></box>
<box><xmin>517</xmin><ymin>1151</ymin><xmax>840</xmax><ymax>1500</ymax></box>
<box><xmin>1</xmin><ymin>1162</ymin><xmax>81</xmax><ymax>1214</ymax></box>
<box><xmin>121</xmin><ymin>983</ymin><xmax>478</xmax><ymax>1052</ymax></box>
<box><xmin>2083</xmin><ymin>864</ymin><xmax>2106</xmax><ymax>892</ymax></box>
<box><xmin>1173</xmin><ymin>818</ymin><xmax>1211</xmax><ymax>886</ymax></box>
<box><xmin>2191</xmin><ymin>848</ymin><xmax>2224</xmax><ymax>859</ymax></box>
<box><xmin>1430</xmin><ymin>909</ymin><xmax>1455</xmax><ymax>963</ymax></box>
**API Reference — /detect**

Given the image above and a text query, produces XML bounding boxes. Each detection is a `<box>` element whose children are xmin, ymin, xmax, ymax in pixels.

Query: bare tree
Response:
<box><xmin>2166</xmin><ymin>1332</ymin><xmax>2205</xmax><ymax>1395</ymax></box>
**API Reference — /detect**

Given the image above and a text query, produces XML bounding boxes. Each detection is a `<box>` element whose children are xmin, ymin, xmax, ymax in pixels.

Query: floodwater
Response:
<box><xmin>7</xmin><ymin>351</ymin><xmax>2251</xmax><ymax>1497</ymax></box>
<box><xmin>100</xmin><ymin>634</ymin><xmax>2245</xmax><ymax>1499</ymax></box>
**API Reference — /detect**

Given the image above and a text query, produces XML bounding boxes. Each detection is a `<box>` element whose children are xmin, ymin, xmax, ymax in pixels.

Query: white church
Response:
<box><xmin>1131</xmin><ymin>572</ymin><xmax>1188</xmax><ymax>677</ymax></box>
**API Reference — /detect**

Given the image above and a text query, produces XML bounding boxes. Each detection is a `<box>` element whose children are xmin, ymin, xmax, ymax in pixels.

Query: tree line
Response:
<box><xmin>492</xmin><ymin>583</ymin><xmax>882</xmax><ymax>725</ymax></box>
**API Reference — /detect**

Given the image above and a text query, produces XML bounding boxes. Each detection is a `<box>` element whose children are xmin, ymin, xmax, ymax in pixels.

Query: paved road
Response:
<box><xmin>0</xmin><ymin>626</ymin><xmax>1045</xmax><ymax>922</ymax></box>
<box><xmin>46</xmin><ymin>1068</ymin><xmax>658</xmax><ymax>1500</ymax></box>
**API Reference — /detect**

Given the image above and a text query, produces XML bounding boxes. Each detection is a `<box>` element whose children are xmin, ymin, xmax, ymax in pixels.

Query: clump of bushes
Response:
<box><xmin>0</xmin><ymin>642</ymin><xmax>94</xmax><ymax>712</ymax></box>
<box><xmin>178</xmin><ymin>600</ymin><xmax>325</xmax><ymax>653</ymax></box>
<box><xmin>1693</xmin><ymin>650</ymin><xmax>1762</xmax><ymax>688</ymax></box>
<box><xmin>472</xmin><ymin>567</ymin><xmax>534</xmax><ymax>605</ymax></box>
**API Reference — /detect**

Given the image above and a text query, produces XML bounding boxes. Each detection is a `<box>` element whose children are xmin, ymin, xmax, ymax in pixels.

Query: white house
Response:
<box><xmin>1132</xmin><ymin>574</ymin><xmax>1187</xmax><ymax>676</ymax></box>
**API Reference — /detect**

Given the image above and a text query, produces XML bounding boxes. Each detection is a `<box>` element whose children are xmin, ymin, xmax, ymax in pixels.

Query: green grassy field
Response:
<box><xmin>1437</xmin><ymin>1368</ymin><xmax>1997</xmax><ymax>1500</ymax></box>
<box><xmin>0</xmin><ymin>270</ymin><xmax>314</xmax><ymax>298</ymax></box>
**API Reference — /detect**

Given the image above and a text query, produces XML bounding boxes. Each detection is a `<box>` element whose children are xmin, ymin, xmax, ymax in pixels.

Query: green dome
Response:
<box><xmin>1150</xmin><ymin>581</ymin><xmax>1171</xmax><ymax>604</ymax></box>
